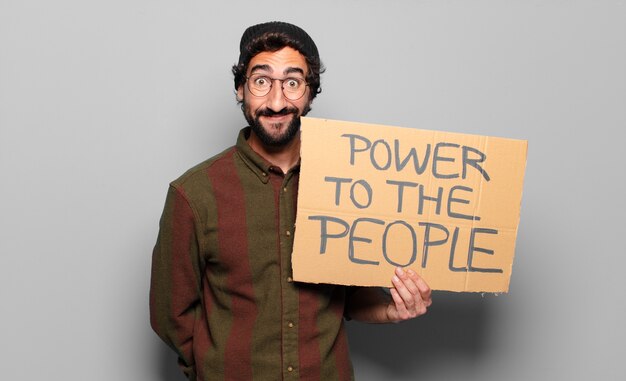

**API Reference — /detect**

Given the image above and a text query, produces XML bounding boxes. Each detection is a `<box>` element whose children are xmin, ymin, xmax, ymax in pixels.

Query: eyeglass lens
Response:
<box><xmin>247</xmin><ymin>75</ymin><xmax>307</xmax><ymax>100</ymax></box>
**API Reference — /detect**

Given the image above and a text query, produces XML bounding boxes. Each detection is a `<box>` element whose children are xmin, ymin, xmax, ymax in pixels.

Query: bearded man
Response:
<box><xmin>150</xmin><ymin>21</ymin><xmax>432</xmax><ymax>381</ymax></box>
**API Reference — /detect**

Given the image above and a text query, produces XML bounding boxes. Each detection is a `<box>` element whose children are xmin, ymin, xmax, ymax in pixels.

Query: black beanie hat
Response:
<box><xmin>237</xmin><ymin>21</ymin><xmax>319</xmax><ymax>67</ymax></box>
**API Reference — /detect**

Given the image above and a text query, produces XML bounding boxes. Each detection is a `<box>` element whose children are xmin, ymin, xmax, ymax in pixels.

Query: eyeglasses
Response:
<box><xmin>244</xmin><ymin>74</ymin><xmax>308</xmax><ymax>100</ymax></box>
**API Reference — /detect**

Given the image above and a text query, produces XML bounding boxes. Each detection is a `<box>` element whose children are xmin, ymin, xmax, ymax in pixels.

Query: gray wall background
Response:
<box><xmin>1</xmin><ymin>1</ymin><xmax>624</xmax><ymax>380</ymax></box>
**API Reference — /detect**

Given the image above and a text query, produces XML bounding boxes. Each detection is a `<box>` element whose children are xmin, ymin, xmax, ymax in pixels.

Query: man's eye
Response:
<box><xmin>254</xmin><ymin>77</ymin><xmax>270</xmax><ymax>87</ymax></box>
<box><xmin>285</xmin><ymin>79</ymin><xmax>301</xmax><ymax>89</ymax></box>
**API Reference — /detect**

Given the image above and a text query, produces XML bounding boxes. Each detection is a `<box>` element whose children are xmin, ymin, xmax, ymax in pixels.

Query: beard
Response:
<box><xmin>243</xmin><ymin>103</ymin><xmax>305</xmax><ymax>147</ymax></box>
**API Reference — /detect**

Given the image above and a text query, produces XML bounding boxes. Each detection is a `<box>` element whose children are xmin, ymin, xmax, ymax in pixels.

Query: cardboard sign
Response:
<box><xmin>292</xmin><ymin>117</ymin><xmax>527</xmax><ymax>292</ymax></box>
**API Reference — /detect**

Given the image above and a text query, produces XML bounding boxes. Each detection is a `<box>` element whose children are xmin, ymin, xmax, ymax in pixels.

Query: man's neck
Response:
<box><xmin>247</xmin><ymin>131</ymin><xmax>301</xmax><ymax>174</ymax></box>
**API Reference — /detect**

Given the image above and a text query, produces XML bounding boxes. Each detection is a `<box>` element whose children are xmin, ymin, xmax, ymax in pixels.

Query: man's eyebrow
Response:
<box><xmin>284</xmin><ymin>67</ymin><xmax>305</xmax><ymax>76</ymax></box>
<box><xmin>249</xmin><ymin>65</ymin><xmax>306</xmax><ymax>77</ymax></box>
<box><xmin>249</xmin><ymin>64</ymin><xmax>272</xmax><ymax>74</ymax></box>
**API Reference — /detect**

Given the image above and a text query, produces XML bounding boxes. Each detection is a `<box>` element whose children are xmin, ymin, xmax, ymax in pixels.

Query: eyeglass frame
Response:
<box><xmin>243</xmin><ymin>73</ymin><xmax>309</xmax><ymax>101</ymax></box>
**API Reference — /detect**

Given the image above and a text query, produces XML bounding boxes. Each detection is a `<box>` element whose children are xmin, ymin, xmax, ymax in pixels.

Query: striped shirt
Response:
<box><xmin>150</xmin><ymin>127</ymin><xmax>355</xmax><ymax>381</ymax></box>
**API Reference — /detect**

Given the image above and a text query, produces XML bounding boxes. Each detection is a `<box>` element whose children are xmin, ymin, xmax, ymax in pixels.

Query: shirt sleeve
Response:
<box><xmin>150</xmin><ymin>185</ymin><xmax>202</xmax><ymax>380</ymax></box>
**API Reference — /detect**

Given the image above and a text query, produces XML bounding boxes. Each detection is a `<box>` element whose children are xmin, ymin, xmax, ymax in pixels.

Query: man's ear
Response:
<box><xmin>236</xmin><ymin>85</ymin><xmax>244</xmax><ymax>102</ymax></box>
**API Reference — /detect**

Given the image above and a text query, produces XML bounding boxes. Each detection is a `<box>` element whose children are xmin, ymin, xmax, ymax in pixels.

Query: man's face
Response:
<box><xmin>237</xmin><ymin>46</ymin><xmax>311</xmax><ymax>147</ymax></box>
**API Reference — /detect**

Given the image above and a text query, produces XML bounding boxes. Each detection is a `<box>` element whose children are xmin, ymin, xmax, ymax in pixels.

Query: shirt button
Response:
<box><xmin>283</xmin><ymin>187</ymin><xmax>288</xmax><ymax>192</ymax></box>
<box><xmin>288</xmin><ymin>321</ymin><xmax>294</xmax><ymax>328</ymax></box>
<box><xmin>287</xmin><ymin>366</ymin><xmax>294</xmax><ymax>372</ymax></box>
<box><xmin>286</xmin><ymin>230</ymin><xmax>291</xmax><ymax>237</ymax></box>
<box><xmin>287</xmin><ymin>276</ymin><xmax>293</xmax><ymax>283</ymax></box>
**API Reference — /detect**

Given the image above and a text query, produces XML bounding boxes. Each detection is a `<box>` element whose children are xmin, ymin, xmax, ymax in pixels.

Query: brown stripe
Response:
<box><xmin>334</xmin><ymin>325</ymin><xmax>352</xmax><ymax>381</ymax></box>
<box><xmin>193</xmin><ymin>311</ymin><xmax>211</xmax><ymax>380</ymax></box>
<box><xmin>268</xmin><ymin>173</ymin><xmax>286</xmax><ymax>376</ymax></box>
<box><xmin>331</xmin><ymin>292</ymin><xmax>353</xmax><ymax>381</ymax></box>
<box><xmin>293</xmin><ymin>171</ymin><xmax>325</xmax><ymax>380</ymax></box>
<box><xmin>170</xmin><ymin>186</ymin><xmax>198</xmax><ymax>365</ymax></box>
<box><xmin>298</xmin><ymin>286</ymin><xmax>322</xmax><ymax>380</ymax></box>
<box><xmin>208</xmin><ymin>150</ymin><xmax>257</xmax><ymax>380</ymax></box>
<box><xmin>195</xmin><ymin>279</ymin><xmax>214</xmax><ymax>380</ymax></box>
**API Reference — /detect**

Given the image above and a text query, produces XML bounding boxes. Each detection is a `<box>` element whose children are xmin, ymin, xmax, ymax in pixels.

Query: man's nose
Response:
<box><xmin>265</xmin><ymin>80</ymin><xmax>288</xmax><ymax>112</ymax></box>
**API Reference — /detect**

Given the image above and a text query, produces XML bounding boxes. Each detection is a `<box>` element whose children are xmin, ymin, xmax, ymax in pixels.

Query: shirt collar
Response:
<box><xmin>235</xmin><ymin>127</ymin><xmax>301</xmax><ymax>184</ymax></box>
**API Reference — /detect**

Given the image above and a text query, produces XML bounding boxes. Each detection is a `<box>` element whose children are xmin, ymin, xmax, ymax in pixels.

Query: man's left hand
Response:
<box><xmin>387</xmin><ymin>267</ymin><xmax>432</xmax><ymax>322</ymax></box>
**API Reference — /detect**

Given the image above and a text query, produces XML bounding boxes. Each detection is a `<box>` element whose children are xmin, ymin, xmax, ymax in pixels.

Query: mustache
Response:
<box><xmin>255</xmin><ymin>107</ymin><xmax>298</xmax><ymax>118</ymax></box>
